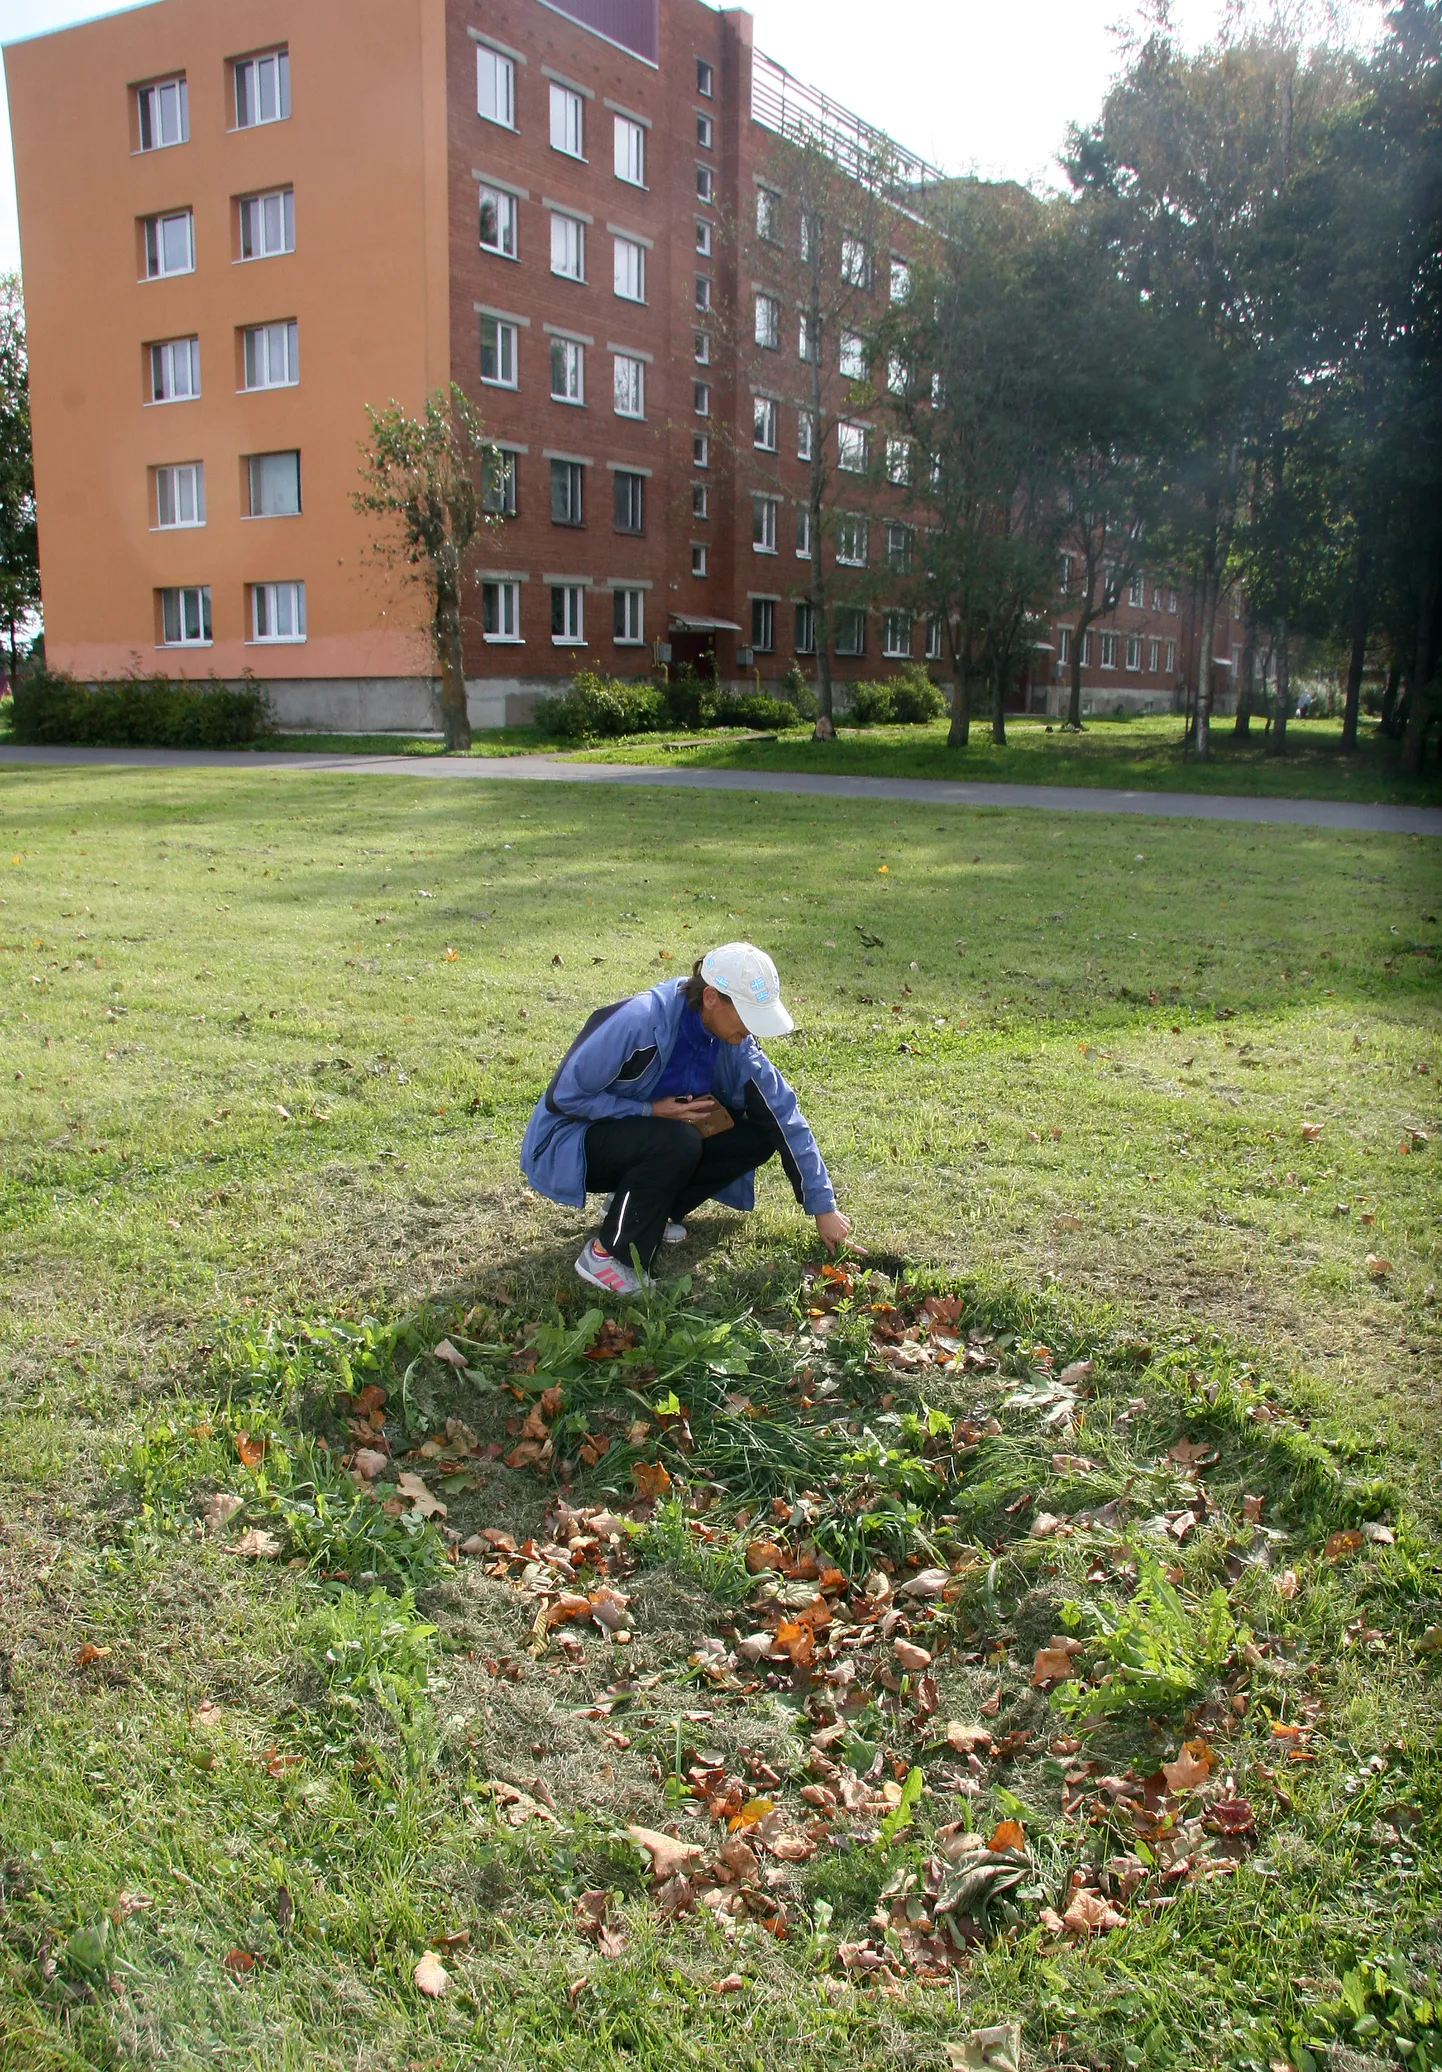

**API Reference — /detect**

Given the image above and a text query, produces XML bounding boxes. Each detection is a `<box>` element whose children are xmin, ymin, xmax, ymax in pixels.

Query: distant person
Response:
<box><xmin>521</xmin><ymin>942</ymin><xmax>851</xmax><ymax>1295</ymax></box>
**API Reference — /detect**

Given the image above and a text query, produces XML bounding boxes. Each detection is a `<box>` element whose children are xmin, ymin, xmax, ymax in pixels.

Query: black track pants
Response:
<box><xmin>583</xmin><ymin>1114</ymin><xmax>778</xmax><ymax>1269</ymax></box>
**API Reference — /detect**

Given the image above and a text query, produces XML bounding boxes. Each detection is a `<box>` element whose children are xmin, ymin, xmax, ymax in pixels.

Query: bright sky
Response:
<box><xmin>0</xmin><ymin>0</ymin><xmax>1388</xmax><ymax>276</ymax></box>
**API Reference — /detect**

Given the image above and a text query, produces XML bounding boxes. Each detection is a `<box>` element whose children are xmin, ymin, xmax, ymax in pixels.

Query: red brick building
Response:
<box><xmin>1037</xmin><ymin>563</ymin><xmax>1248</xmax><ymax>719</ymax></box>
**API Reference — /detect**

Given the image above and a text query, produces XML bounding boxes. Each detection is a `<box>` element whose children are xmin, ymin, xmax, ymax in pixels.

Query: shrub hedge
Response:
<box><xmin>848</xmin><ymin>663</ymin><xmax>947</xmax><ymax>726</ymax></box>
<box><xmin>10</xmin><ymin>669</ymin><xmax>273</xmax><ymax>747</ymax></box>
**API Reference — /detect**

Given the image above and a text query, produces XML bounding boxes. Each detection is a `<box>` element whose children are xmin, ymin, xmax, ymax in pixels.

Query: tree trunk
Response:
<box><xmin>990</xmin><ymin>651</ymin><xmax>1007</xmax><ymax>746</ymax></box>
<box><xmin>1266</xmin><ymin>617</ymin><xmax>1290</xmax><ymax>758</ymax></box>
<box><xmin>1340</xmin><ymin>545</ymin><xmax>1372</xmax><ymax>753</ymax></box>
<box><xmin>1234</xmin><ymin>621</ymin><xmax>1256</xmax><ymax>737</ymax></box>
<box><xmin>435</xmin><ymin>581</ymin><xmax>472</xmax><ymax>753</ymax></box>
<box><xmin>1380</xmin><ymin>657</ymin><xmax>1402</xmax><ymax>736</ymax></box>
<box><xmin>1399</xmin><ymin>551</ymin><xmax>1440</xmax><ymax>777</ymax></box>
<box><xmin>1067</xmin><ymin>611</ymin><xmax>1091</xmax><ymax>730</ymax></box>
<box><xmin>1193</xmin><ymin>567</ymin><xmax>1218</xmax><ymax>761</ymax></box>
<box><xmin>948</xmin><ymin>661</ymin><xmax>970</xmax><ymax>749</ymax></box>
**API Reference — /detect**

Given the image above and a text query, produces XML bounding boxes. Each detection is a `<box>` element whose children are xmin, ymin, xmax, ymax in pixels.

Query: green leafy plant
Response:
<box><xmin>11</xmin><ymin>666</ymin><xmax>273</xmax><ymax>746</ymax></box>
<box><xmin>534</xmin><ymin>668</ymin><xmax>663</xmax><ymax>740</ymax></box>
<box><xmin>1057</xmin><ymin>1541</ymin><xmax>1236</xmax><ymax>1718</ymax></box>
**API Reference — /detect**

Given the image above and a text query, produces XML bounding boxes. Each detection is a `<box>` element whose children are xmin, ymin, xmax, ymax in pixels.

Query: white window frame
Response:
<box><xmin>1056</xmin><ymin>627</ymin><xmax>1072</xmax><ymax>664</ymax></box>
<box><xmin>612</xmin><ymin>469</ymin><xmax>644</xmax><ymax>534</ymax></box>
<box><xmin>246</xmin><ymin>449</ymin><xmax>302</xmax><ymax>519</ymax></box>
<box><xmin>926</xmin><ymin>615</ymin><xmax>943</xmax><ymax>661</ymax></box>
<box><xmin>1165</xmin><ymin>640</ymin><xmax>1176</xmax><ymax>671</ymax></box>
<box><xmin>694</xmin><ymin>380</ymin><xmax>711</xmax><ymax>416</ymax></box>
<box><xmin>754</xmin><ymin>293</ymin><xmax>780</xmax><ymax>349</ymax></box>
<box><xmin>693</xmin><ymin>433</ymin><xmax>710</xmax><ymax>467</ymax></box>
<box><xmin>886</xmin><ymin>521</ymin><xmax>912</xmax><ymax>571</ymax></box>
<box><xmin>242</xmin><ymin>320</ymin><xmax>298</xmax><ymax>390</ymax></box>
<box><xmin>694</xmin><ymin>330</ymin><xmax>711</xmax><ymax>364</ymax></box>
<box><xmin>691</xmin><ymin>543</ymin><xmax>708</xmax><ymax>576</ymax></box>
<box><xmin>881</xmin><ymin>611</ymin><xmax>911</xmax><ymax>659</ymax></box>
<box><xmin>1099</xmin><ymin>632</ymin><xmax>1118</xmax><ymax>669</ymax></box>
<box><xmin>1059</xmin><ymin>552</ymin><xmax>1073</xmax><ymax>595</ymax></box>
<box><xmin>696</xmin><ymin>58</ymin><xmax>714</xmax><ymax>96</ymax></box>
<box><xmin>482</xmin><ymin>447</ymin><xmax>518</xmax><ymax>517</ymax></box>
<box><xmin>837</xmin><ymin>515</ymin><xmax>867</xmax><ymax>567</ymax></box>
<box><xmin>840</xmin><ymin>235</ymin><xmax>872</xmax><ymax>288</ymax></box>
<box><xmin>143</xmin><ymin>209</ymin><xmax>194</xmax><ymax>280</ymax></box>
<box><xmin>751</xmin><ymin>494</ymin><xmax>778</xmax><ymax>554</ymax></box>
<box><xmin>154</xmin><ymin>461</ymin><xmax>204</xmax><ymax>529</ymax></box>
<box><xmin>835</xmin><ymin>607</ymin><xmax>866</xmax><ymax>657</ymax></box>
<box><xmin>549</xmin><ymin>458</ymin><xmax>584</xmax><ymax>527</ymax></box>
<box><xmin>837</xmin><ymin>421</ymin><xmax>867</xmax><ymax>473</ymax></box>
<box><xmin>482</xmin><ymin>578</ymin><xmax>523</xmax><ymax>643</ymax></box>
<box><xmin>692</xmin><ymin>481</ymin><xmax>709</xmax><ymax>519</ymax></box>
<box><xmin>479</xmin><ymin>187</ymin><xmax>519</xmax><ymax>259</ymax></box>
<box><xmin>239</xmin><ymin>188</ymin><xmax>295</xmax><ymax>261</ymax></box>
<box><xmin>1126</xmin><ymin>633</ymin><xmax>1142</xmax><ymax>670</ymax></box>
<box><xmin>551</xmin><ymin>213</ymin><xmax>585</xmax><ymax>282</ymax></box>
<box><xmin>753</xmin><ymin>395</ymin><xmax>777</xmax><ymax>451</ymax></box>
<box><xmin>614</xmin><ymin>114</ymin><xmax>646</xmax><ymax>186</ymax></box>
<box><xmin>149</xmin><ymin>336</ymin><xmax>200</xmax><ymax>403</ymax></box>
<box><xmin>613</xmin><ymin>586</ymin><xmax>645</xmax><ymax>645</ymax></box>
<box><xmin>1168</xmin><ymin>589</ymin><xmax>1178</xmax><ymax>614</ymax></box>
<box><xmin>1128</xmin><ymin>574</ymin><xmax>1145</xmax><ymax>608</ymax></box>
<box><xmin>694</xmin><ymin>274</ymin><xmax>712</xmax><ymax>311</ymax></box>
<box><xmin>613</xmin><ymin>353</ymin><xmax>645</xmax><ymax>419</ymax></box>
<box><xmin>235</xmin><ymin>49</ymin><xmax>289</xmax><ymax>129</ymax></box>
<box><xmin>795</xmin><ymin>600</ymin><xmax>816</xmax><ymax>655</ymax></box>
<box><xmin>886</xmin><ymin>355</ymin><xmax>908</xmax><ymax>397</ymax></box>
<box><xmin>480</xmin><ymin>315</ymin><xmax>519</xmax><ymax>388</ymax></box>
<box><xmin>250</xmin><ymin>580</ymin><xmax>306</xmax><ymax>643</ymax></box>
<box><xmin>551</xmin><ymin>584</ymin><xmax>585</xmax><ymax>644</ymax></box>
<box><xmin>889</xmin><ymin>255</ymin><xmax>911</xmax><ymax>301</ymax></box>
<box><xmin>159</xmin><ymin>584</ymin><xmax>211</xmax><ymax>647</ymax></box>
<box><xmin>695</xmin><ymin>165</ymin><xmax>714</xmax><ymax>203</ymax></box>
<box><xmin>549</xmin><ymin>335</ymin><xmax>584</xmax><ymax>403</ymax></box>
<box><xmin>138</xmin><ymin>76</ymin><xmax>188</xmax><ymax>151</ymax></box>
<box><xmin>1148</xmin><ymin>638</ymin><xmax>1160</xmax><ymax>671</ymax></box>
<box><xmin>696</xmin><ymin>112</ymin><xmax>714</xmax><ymax>148</ymax></box>
<box><xmin>695</xmin><ymin>218</ymin><xmax>713</xmax><ymax>256</ymax></box>
<box><xmin>795</xmin><ymin>505</ymin><xmax>812</xmax><ymax>558</ymax></box>
<box><xmin>613</xmin><ymin>235</ymin><xmax>646</xmax><ymax>303</ymax></box>
<box><xmin>798</xmin><ymin>312</ymin><xmax>815</xmax><ymax>362</ymax></box>
<box><xmin>756</xmin><ymin>187</ymin><xmax>781</xmax><ymax>241</ymax></box>
<box><xmin>751</xmin><ymin>597</ymin><xmax>776</xmax><ymax>653</ymax></box>
<box><xmin>797</xmin><ymin>411</ymin><xmax>815</xmax><ymax>462</ymax></box>
<box><xmin>550</xmin><ymin>82</ymin><xmax>585</xmax><ymax>159</ymax></box>
<box><xmin>839</xmin><ymin>330</ymin><xmax>867</xmax><ymax>380</ymax></box>
<box><xmin>476</xmin><ymin>45</ymin><xmax>516</xmax><ymax>129</ymax></box>
<box><xmin>884</xmin><ymin>435</ymin><xmax>911</xmax><ymax>485</ymax></box>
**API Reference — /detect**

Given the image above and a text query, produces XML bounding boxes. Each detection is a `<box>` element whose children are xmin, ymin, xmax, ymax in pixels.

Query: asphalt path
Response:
<box><xmin>2</xmin><ymin>743</ymin><xmax>1438</xmax><ymax>835</ymax></box>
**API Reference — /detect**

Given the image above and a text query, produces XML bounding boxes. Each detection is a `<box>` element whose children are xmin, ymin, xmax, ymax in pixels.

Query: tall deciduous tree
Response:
<box><xmin>353</xmin><ymin>385</ymin><xmax>494</xmax><ymax>753</ymax></box>
<box><xmin>0</xmin><ymin>274</ymin><xmax>40</xmax><ymax>687</ymax></box>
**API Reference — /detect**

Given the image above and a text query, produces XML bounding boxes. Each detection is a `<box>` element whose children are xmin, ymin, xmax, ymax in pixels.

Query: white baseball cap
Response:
<box><xmin>700</xmin><ymin>941</ymin><xmax>794</xmax><ymax>1039</ymax></box>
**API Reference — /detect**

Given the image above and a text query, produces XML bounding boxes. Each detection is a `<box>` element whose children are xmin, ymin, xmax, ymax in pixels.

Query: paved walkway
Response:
<box><xmin>2</xmin><ymin>743</ymin><xmax>1438</xmax><ymax>835</ymax></box>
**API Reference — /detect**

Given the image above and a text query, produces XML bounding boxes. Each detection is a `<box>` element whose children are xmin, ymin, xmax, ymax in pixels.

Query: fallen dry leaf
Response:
<box><xmin>432</xmin><ymin>1338</ymin><xmax>467</xmax><ymax>1369</ymax></box>
<box><xmin>1062</xmin><ymin>1888</ymin><xmax>1127</xmax><ymax>1936</ymax></box>
<box><xmin>987</xmin><ymin>1818</ymin><xmax>1026</xmax><ymax>1852</ymax></box>
<box><xmin>894</xmin><ymin>1638</ymin><xmax>932</xmax><ymax>1673</ymax></box>
<box><xmin>713</xmin><ymin>1973</ymin><xmax>747</xmax><ymax>1994</ymax></box>
<box><xmin>630</xmin><ymin>1461</ymin><xmax>672</xmax><ymax>1500</ymax></box>
<box><xmin>1300</xmin><ymin>1122</ymin><xmax>1324</xmax><ymax>1140</ymax></box>
<box><xmin>1274</xmin><ymin>1568</ymin><xmax>1300</xmax><ymax>1599</ymax></box>
<box><xmin>1242</xmin><ymin>1493</ymin><xmax>1265</xmax><ymax>1523</ymax></box>
<box><xmin>227</xmin><ymin>1529</ymin><xmax>281</xmax><ymax>1559</ymax></box>
<box><xmin>1366</xmin><ymin>1253</ymin><xmax>1390</xmax><ymax>1278</ymax></box>
<box><xmin>945</xmin><ymin>1721</ymin><xmax>993</xmax><ymax>1756</ymax></box>
<box><xmin>234</xmin><ymin>1430</ymin><xmax>266</xmax><ymax>1470</ymax></box>
<box><xmin>1324</xmin><ymin>1529</ymin><xmax>1364</xmax><ymax>1561</ymax></box>
<box><xmin>626</xmin><ymin>1825</ymin><xmax>704</xmax><ymax>1882</ymax></box>
<box><xmin>396</xmin><ymin>1472</ymin><xmax>446</xmax><ymax>1521</ymax></box>
<box><xmin>948</xmin><ymin>2023</ymin><xmax>1022</xmax><ymax>2071</ymax></box>
<box><xmin>1032</xmin><ymin>1639</ymin><xmax>1083</xmax><ymax>1685</ymax></box>
<box><xmin>75</xmin><ymin>1643</ymin><xmax>111</xmax><ymax>1668</ymax></box>
<box><xmin>352</xmin><ymin>1447</ymin><xmax>388</xmax><ymax>1482</ymax></box>
<box><xmin>223</xmin><ymin>1949</ymin><xmax>256</xmax><ymax>1974</ymax></box>
<box><xmin>199</xmin><ymin>1492</ymin><xmax>243</xmax><ymax>1534</ymax></box>
<box><xmin>1161</xmin><ymin>1739</ymin><xmax>1212</xmax><ymax>1794</ymax></box>
<box><xmin>413</xmin><ymin>1951</ymin><xmax>449</xmax><ymax>1998</ymax></box>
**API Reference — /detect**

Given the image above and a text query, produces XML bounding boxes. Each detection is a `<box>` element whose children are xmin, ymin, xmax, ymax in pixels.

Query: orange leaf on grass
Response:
<box><xmin>223</xmin><ymin>1949</ymin><xmax>257</xmax><ymax>1974</ymax></box>
<box><xmin>631</xmin><ymin>1460</ymin><xmax>671</xmax><ymax>1499</ymax></box>
<box><xmin>1161</xmin><ymin>1740</ymin><xmax>1212</xmax><ymax>1794</ymax></box>
<box><xmin>987</xmin><ymin>1818</ymin><xmax>1026</xmax><ymax>1852</ymax></box>
<box><xmin>75</xmin><ymin>1643</ymin><xmax>110</xmax><ymax>1667</ymax></box>
<box><xmin>1325</xmin><ymin>1528</ymin><xmax>1364</xmax><ymax>1560</ymax></box>
<box><xmin>413</xmin><ymin>1951</ymin><xmax>450</xmax><ymax>1997</ymax></box>
<box><xmin>234</xmin><ymin>1430</ymin><xmax>266</xmax><ymax>1469</ymax></box>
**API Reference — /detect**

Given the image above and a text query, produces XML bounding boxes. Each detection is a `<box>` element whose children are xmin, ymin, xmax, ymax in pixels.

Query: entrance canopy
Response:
<box><xmin>669</xmin><ymin>613</ymin><xmax>743</xmax><ymax>632</ymax></box>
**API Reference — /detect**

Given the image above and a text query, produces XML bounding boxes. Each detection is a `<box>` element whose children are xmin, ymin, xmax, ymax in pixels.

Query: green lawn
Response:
<box><xmin>1</xmin><ymin>766</ymin><xmax>1439</xmax><ymax>2071</ymax></box>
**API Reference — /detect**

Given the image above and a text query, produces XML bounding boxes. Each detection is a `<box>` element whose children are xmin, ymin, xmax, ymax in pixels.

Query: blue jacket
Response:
<box><xmin>521</xmin><ymin>979</ymin><xmax>836</xmax><ymax>1216</ymax></box>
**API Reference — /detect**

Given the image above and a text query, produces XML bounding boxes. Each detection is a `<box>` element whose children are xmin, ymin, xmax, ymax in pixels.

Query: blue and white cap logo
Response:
<box><xmin>699</xmin><ymin>941</ymin><xmax>794</xmax><ymax>1038</ymax></box>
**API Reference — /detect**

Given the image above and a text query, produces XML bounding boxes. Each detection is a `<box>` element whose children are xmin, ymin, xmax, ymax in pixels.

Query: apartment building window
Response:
<box><xmin>243</xmin><ymin>320</ymin><xmax>298</xmax><ymax>389</ymax></box>
<box><xmin>837</xmin><ymin>421</ymin><xmax>867</xmax><ymax>473</ymax></box>
<box><xmin>239</xmin><ymin>189</ymin><xmax>294</xmax><ymax>260</ymax></box>
<box><xmin>137</xmin><ymin>76</ymin><xmax>188</xmax><ymax>151</ymax></box>
<box><xmin>247</xmin><ymin>449</ymin><xmax>301</xmax><ymax>517</ymax></box>
<box><xmin>795</xmin><ymin>505</ymin><xmax>811</xmax><ymax>558</ymax></box>
<box><xmin>1081</xmin><ymin>631</ymin><xmax>1093</xmax><ymax>665</ymax></box>
<box><xmin>751</xmin><ymin>598</ymin><xmax>776</xmax><ymax>652</ymax></box>
<box><xmin>840</xmin><ymin>235</ymin><xmax>872</xmax><ymax>288</ymax></box>
<box><xmin>1059</xmin><ymin>552</ymin><xmax>1073</xmax><ymax>595</ymax></box>
<box><xmin>839</xmin><ymin>331</ymin><xmax>867</xmax><ymax>380</ymax></box>
<box><xmin>1056</xmin><ymin>627</ymin><xmax>1071</xmax><ymax>664</ymax></box>
<box><xmin>752</xmin><ymin>495</ymin><xmax>778</xmax><ymax>553</ymax></box>
<box><xmin>1126</xmin><ymin>634</ymin><xmax>1141</xmax><ymax>670</ymax></box>
<box><xmin>613</xmin><ymin>470</ymin><xmax>644</xmax><ymax>533</ymax></box>
<box><xmin>696</xmin><ymin>58</ymin><xmax>714</xmax><ymax>95</ymax></box>
<box><xmin>477</xmin><ymin>45</ymin><xmax>516</xmax><ymax>128</ymax></box>
<box><xmin>480</xmin><ymin>315</ymin><xmax>519</xmax><ymax>387</ymax></box>
<box><xmin>613</xmin><ymin>353</ymin><xmax>645</xmax><ymax>418</ymax></box>
<box><xmin>695</xmin><ymin>219</ymin><xmax>713</xmax><ymax>256</ymax></box>
<box><xmin>926</xmin><ymin>616</ymin><xmax>943</xmax><ymax>661</ymax></box>
<box><xmin>1128</xmin><ymin>573</ymin><xmax>1145</xmax><ymax>608</ymax></box>
<box><xmin>694</xmin><ymin>274</ymin><xmax>712</xmax><ymax>311</ymax></box>
<box><xmin>837</xmin><ymin>515</ymin><xmax>867</xmax><ymax>566</ymax></box>
<box><xmin>234</xmin><ymin>48</ymin><xmax>289</xmax><ymax>128</ymax></box>
<box><xmin>691</xmin><ymin>544</ymin><xmax>708</xmax><ymax>576</ymax></box>
<box><xmin>1152</xmin><ymin>585</ymin><xmax>1163</xmax><ymax>609</ymax></box>
<box><xmin>149</xmin><ymin>336</ymin><xmax>199</xmax><ymax>402</ymax></box>
<box><xmin>694</xmin><ymin>330</ymin><xmax>711</xmax><ymax>364</ymax></box>
<box><xmin>756</xmin><ymin>188</ymin><xmax>781</xmax><ymax>242</ymax></box>
<box><xmin>479</xmin><ymin>188</ymin><xmax>519</xmax><ymax>258</ymax></box>
<box><xmin>835</xmin><ymin>608</ymin><xmax>866</xmax><ymax>656</ymax></box>
<box><xmin>797</xmin><ymin>411</ymin><xmax>815</xmax><ymax>461</ymax></box>
<box><xmin>1165</xmin><ymin>640</ymin><xmax>1176</xmax><ymax>672</ymax></box>
<box><xmin>795</xmin><ymin>601</ymin><xmax>816</xmax><ymax>654</ymax></box>
<box><xmin>251</xmin><ymin>581</ymin><xmax>305</xmax><ymax>642</ymax></box>
<box><xmin>884</xmin><ymin>435</ymin><xmax>911</xmax><ymax>485</ymax></box>
<box><xmin>889</xmin><ymin>255</ymin><xmax>911</xmax><ymax>301</ymax></box>
<box><xmin>1148</xmin><ymin>638</ymin><xmax>1160</xmax><ymax>671</ymax></box>
<box><xmin>550</xmin><ymin>336</ymin><xmax>584</xmax><ymax>403</ymax></box>
<box><xmin>154</xmin><ymin>462</ymin><xmax>204</xmax><ymax>529</ymax></box>
<box><xmin>800</xmin><ymin>211</ymin><xmax>818</xmax><ymax>261</ymax></box>
<box><xmin>143</xmin><ymin>209</ymin><xmax>193</xmax><ymax>279</ymax></box>
<box><xmin>1232</xmin><ymin>584</ymin><xmax>1244</xmax><ymax>613</ymax></box>
<box><xmin>696</xmin><ymin>165</ymin><xmax>714</xmax><ymax>203</ymax></box>
<box><xmin>550</xmin><ymin>459</ymin><xmax>583</xmax><ymax>526</ymax></box>
<box><xmin>752</xmin><ymin>395</ymin><xmax>777</xmax><ymax>451</ymax></box>
<box><xmin>1099</xmin><ymin>632</ymin><xmax>1118</xmax><ymax>669</ymax></box>
<box><xmin>1168</xmin><ymin>588</ymin><xmax>1178</xmax><ymax>614</ymax></box>
<box><xmin>550</xmin><ymin>82</ymin><xmax>585</xmax><ymax>158</ymax></box>
<box><xmin>613</xmin><ymin>235</ymin><xmax>646</xmax><ymax>302</ymax></box>
<box><xmin>882</xmin><ymin>612</ymin><xmax>910</xmax><ymax>658</ymax></box>
<box><xmin>551</xmin><ymin>214</ymin><xmax>585</xmax><ymax>281</ymax></box>
<box><xmin>694</xmin><ymin>380</ymin><xmax>711</xmax><ymax>416</ymax></box>
<box><xmin>886</xmin><ymin>521</ymin><xmax>912</xmax><ymax>571</ymax></box>
<box><xmin>159</xmin><ymin>585</ymin><xmax>211</xmax><ymax>646</ymax></box>
<box><xmin>614</xmin><ymin>587</ymin><xmax>645</xmax><ymax>644</ymax></box>
<box><xmin>482</xmin><ymin>448</ymin><xmax>518</xmax><ymax>516</ymax></box>
<box><xmin>482</xmin><ymin>579</ymin><xmax>522</xmax><ymax>641</ymax></box>
<box><xmin>551</xmin><ymin>585</ymin><xmax>585</xmax><ymax>642</ymax></box>
<box><xmin>692</xmin><ymin>482</ymin><xmax>709</xmax><ymax>519</ymax></box>
<box><xmin>614</xmin><ymin>115</ymin><xmax>646</xmax><ymax>186</ymax></box>
<box><xmin>693</xmin><ymin>433</ymin><xmax>709</xmax><ymax>467</ymax></box>
<box><xmin>886</xmin><ymin>355</ymin><xmax>908</xmax><ymax>397</ymax></box>
<box><xmin>696</xmin><ymin>112</ymin><xmax>713</xmax><ymax>148</ymax></box>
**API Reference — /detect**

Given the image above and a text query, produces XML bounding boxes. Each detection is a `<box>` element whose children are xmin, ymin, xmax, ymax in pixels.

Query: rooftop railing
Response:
<box><xmin>750</xmin><ymin>50</ymin><xmax>944</xmax><ymax>204</ymax></box>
